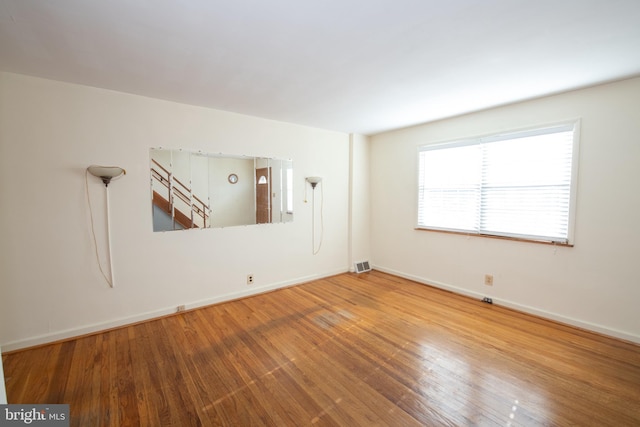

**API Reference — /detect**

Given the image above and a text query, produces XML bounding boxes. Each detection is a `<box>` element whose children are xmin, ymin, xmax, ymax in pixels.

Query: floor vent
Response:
<box><xmin>354</xmin><ymin>261</ymin><xmax>371</xmax><ymax>274</ymax></box>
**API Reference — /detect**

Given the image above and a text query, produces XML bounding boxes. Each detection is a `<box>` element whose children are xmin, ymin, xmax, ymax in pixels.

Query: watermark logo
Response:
<box><xmin>0</xmin><ymin>405</ymin><xmax>69</xmax><ymax>426</ymax></box>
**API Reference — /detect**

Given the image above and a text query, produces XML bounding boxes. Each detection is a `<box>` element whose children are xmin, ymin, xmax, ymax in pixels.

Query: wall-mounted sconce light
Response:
<box><xmin>306</xmin><ymin>176</ymin><xmax>322</xmax><ymax>189</ymax></box>
<box><xmin>86</xmin><ymin>165</ymin><xmax>126</xmax><ymax>287</ymax></box>
<box><xmin>87</xmin><ymin>165</ymin><xmax>126</xmax><ymax>186</ymax></box>
<box><xmin>306</xmin><ymin>176</ymin><xmax>323</xmax><ymax>255</ymax></box>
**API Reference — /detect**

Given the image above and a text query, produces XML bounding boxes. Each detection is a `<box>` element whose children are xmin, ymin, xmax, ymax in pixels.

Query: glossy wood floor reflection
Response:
<box><xmin>4</xmin><ymin>271</ymin><xmax>640</xmax><ymax>426</ymax></box>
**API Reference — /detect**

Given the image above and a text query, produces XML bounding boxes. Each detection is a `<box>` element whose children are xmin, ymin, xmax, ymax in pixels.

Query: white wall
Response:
<box><xmin>370</xmin><ymin>77</ymin><xmax>640</xmax><ymax>343</ymax></box>
<box><xmin>0</xmin><ymin>72</ymin><xmax>351</xmax><ymax>350</ymax></box>
<box><xmin>349</xmin><ymin>134</ymin><xmax>371</xmax><ymax>269</ymax></box>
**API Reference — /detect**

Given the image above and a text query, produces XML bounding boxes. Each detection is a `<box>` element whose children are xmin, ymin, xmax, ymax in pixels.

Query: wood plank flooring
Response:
<box><xmin>3</xmin><ymin>271</ymin><xmax>640</xmax><ymax>426</ymax></box>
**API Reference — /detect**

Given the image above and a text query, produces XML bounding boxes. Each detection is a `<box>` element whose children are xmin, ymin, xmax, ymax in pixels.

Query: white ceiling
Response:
<box><xmin>1</xmin><ymin>0</ymin><xmax>640</xmax><ymax>135</ymax></box>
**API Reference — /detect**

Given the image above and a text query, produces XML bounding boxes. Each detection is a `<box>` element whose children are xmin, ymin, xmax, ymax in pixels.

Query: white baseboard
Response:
<box><xmin>1</xmin><ymin>269</ymin><xmax>348</xmax><ymax>352</ymax></box>
<box><xmin>5</xmin><ymin>266</ymin><xmax>637</xmax><ymax>351</ymax></box>
<box><xmin>373</xmin><ymin>265</ymin><xmax>640</xmax><ymax>345</ymax></box>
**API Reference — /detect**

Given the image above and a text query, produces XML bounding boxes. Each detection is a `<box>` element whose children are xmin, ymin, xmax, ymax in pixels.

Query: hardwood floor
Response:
<box><xmin>3</xmin><ymin>271</ymin><xmax>640</xmax><ymax>426</ymax></box>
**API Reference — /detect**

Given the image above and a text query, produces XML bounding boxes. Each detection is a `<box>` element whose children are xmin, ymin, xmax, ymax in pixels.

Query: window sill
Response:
<box><xmin>414</xmin><ymin>227</ymin><xmax>574</xmax><ymax>247</ymax></box>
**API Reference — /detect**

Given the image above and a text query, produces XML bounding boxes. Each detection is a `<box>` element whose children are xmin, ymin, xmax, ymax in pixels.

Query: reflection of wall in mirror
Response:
<box><xmin>270</xmin><ymin>160</ymin><xmax>282</xmax><ymax>222</ymax></box>
<box><xmin>283</xmin><ymin>161</ymin><xmax>294</xmax><ymax>222</ymax></box>
<box><xmin>152</xmin><ymin>204</ymin><xmax>185</xmax><ymax>231</ymax></box>
<box><xmin>270</xmin><ymin>159</ymin><xmax>292</xmax><ymax>223</ymax></box>
<box><xmin>211</xmin><ymin>157</ymin><xmax>254</xmax><ymax>227</ymax></box>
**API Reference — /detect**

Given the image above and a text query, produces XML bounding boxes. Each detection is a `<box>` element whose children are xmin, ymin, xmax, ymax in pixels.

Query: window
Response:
<box><xmin>417</xmin><ymin>122</ymin><xmax>579</xmax><ymax>244</ymax></box>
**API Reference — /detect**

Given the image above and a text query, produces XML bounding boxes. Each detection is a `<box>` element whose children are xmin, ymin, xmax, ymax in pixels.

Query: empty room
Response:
<box><xmin>1</xmin><ymin>0</ymin><xmax>639</xmax><ymax>425</ymax></box>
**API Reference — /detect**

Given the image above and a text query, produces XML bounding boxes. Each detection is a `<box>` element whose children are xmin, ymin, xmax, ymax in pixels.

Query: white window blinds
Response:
<box><xmin>417</xmin><ymin>122</ymin><xmax>578</xmax><ymax>244</ymax></box>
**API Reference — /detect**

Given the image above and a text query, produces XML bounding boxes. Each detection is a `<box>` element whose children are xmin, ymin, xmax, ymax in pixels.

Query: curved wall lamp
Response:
<box><xmin>87</xmin><ymin>165</ymin><xmax>126</xmax><ymax>186</ymax></box>
<box><xmin>86</xmin><ymin>165</ymin><xmax>126</xmax><ymax>287</ymax></box>
<box><xmin>305</xmin><ymin>176</ymin><xmax>323</xmax><ymax>255</ymax></box>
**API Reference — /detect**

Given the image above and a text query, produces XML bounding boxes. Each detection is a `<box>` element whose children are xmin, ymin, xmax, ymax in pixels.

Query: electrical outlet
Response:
<box><xmin>482</xmin><ymin>297</ymin><xmax>493</xmax><ymax>304</ymax></box>
<box><xmin>177</xmin><ymin>305</ymin><xmax>186</xmax><ymax>312</ymax></box>
<box><xmin>247</xmin><ymin>274</ymin><xmax>254</xmax><ymax>285</ymax></box>
<box><xmin>484</xmin><ymin>274</ymin><xmax>494</xmax><ymax>286</ymax></box>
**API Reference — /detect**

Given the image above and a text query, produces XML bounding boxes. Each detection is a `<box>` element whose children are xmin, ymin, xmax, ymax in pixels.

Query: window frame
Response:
<box><xmin>416</xmin><ymin>120</ymin><xmax>580</xmax><ymax>246</ymax></box>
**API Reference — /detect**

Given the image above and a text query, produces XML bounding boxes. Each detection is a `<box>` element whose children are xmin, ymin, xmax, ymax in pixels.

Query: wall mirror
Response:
<box><xmin>150</xmin><ymin>148</ymin><xmax>293</xmax><ymax>231</ymax></box>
